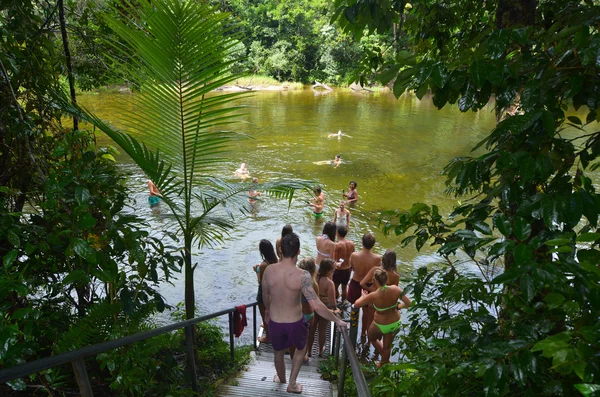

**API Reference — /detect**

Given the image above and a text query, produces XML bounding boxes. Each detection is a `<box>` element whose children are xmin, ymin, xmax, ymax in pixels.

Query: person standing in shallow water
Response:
<box><xmin>343</xmin><ymin>180</ymin><xmax>358</xmax><ymax>205</ymax></box>
<box><xmin>253</xmin><ymin>239</ymin><xmax>278</xmax><ymax>343</ymax></box>
<box><xmin>261</xmin><ymin>233</ymin><xmax>348</xmax><ymax>394</ymax></box>
<box><xmin>333</xmin><ymin>201</ymin><xmax>350</xmax><ymax>229</ymax></box>
<box><xmin>308</xmin><ymin>186</ymin><xmax>325</xmax><ymax>219</ymax></box>
<box><xmin>147</xmin><ymin>180</ymin><xmax>162</xmax><ymax>213</ymax></box>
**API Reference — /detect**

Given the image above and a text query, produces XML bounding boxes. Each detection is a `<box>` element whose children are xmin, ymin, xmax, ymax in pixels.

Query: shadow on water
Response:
<box><xmin>80</xmin><ymin>89</ymin><xmax>498</xmax><ymax>346</ymax></box>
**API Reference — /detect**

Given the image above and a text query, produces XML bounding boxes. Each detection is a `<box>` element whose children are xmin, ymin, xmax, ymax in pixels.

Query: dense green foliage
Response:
<box><xmin>1</xmin><ymin>1</ymin><xmax>253</xmax><ymax>395</ymax></box>
<box><xmin>333</xmin><ymin>0</ymin><xmax>600</xmax><ymax>396</ymax></box>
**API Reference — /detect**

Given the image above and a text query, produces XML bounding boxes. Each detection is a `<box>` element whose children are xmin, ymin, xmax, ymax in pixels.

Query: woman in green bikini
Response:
<box><xmin>355</xmin><ymin>268</ymin><xmax>411</xmax><ymax>367</ymax></box>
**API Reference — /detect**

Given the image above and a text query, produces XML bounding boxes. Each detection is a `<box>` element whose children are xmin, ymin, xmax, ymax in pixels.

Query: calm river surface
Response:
<box><xmin>79</xmin><ymin>88</ymin><xmax>497</xmax><ymax>344</ymax></box>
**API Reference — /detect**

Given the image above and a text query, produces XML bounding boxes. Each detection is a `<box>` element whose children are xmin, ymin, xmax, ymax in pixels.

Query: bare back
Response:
<box><xmin>350</xmin><ymin>250</ymin><xmax>381</xmax><ymax>282</ymax></box>
<box><xmin>334</xmin><ymin>239</ymin><xmax>355</xmax><ymax>270</ymax></box>
<box><xmin>315</xmin><ymin>236</ymin><xmax>335</xmax><ymax>265</ymax></box>
<box><xmin>262</xmin><ymin>261</ymin><xmax>305</xmax><ymax>323</ymax></box>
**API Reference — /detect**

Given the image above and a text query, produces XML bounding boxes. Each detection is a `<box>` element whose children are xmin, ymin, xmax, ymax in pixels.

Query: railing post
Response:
<box><xmin>228</xmin><ymin>311</ymin><xmax>235</xmax><ymax>361</ymax></box>
<box><xmin>331</xmin><ymin>321</ymin><xmax>337</xmax><ymax>356</ymax></box>
<box><xmin>253</xmin><ymin>304</ymin><xmax>257</xmax><ymax>350</ymax></box>
<box><xmin>337</xmin><ymin>340</ymin><xmax>348</xmax><ymax>397</ymax></box>
<box><xmin>333</xmin><ymin>327</ymin><xmax>342</xmax><ymax>368</ymax></box>
<box><xmin>71</xmin><ymin>358</ymin><xmax>93</xmax><ymax>397</ymax></box>
<box><xmin>184</xmin><ymin>325</ymin><xmax>199</xmax><ymax>394</ymax></box>
<box><xmin>349</xmin><ymin>305</ymin><xmax>359</xmax><ymax>348</ymax></box>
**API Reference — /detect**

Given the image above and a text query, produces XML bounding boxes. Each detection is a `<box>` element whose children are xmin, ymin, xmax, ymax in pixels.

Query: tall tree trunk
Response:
<box><xmin>58</xmin><ymin>0</ymin><xmax>78</xmax><ymax>131</ymax></box>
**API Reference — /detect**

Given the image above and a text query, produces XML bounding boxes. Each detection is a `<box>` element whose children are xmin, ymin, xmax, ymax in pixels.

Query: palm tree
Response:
<box><xmin>62</xmin><ymin>0</ymin><xmax>307</xmax><ymax>320</ymax></box>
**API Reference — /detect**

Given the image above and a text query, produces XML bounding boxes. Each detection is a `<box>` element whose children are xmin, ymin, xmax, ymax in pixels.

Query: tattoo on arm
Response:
<box><xmin>301</xmin><ymin>271</ymin><xmax>318</xmax><ymax>301</ymax></box>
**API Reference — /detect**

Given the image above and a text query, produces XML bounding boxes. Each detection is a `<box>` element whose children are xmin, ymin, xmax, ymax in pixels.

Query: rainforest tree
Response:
<box><xmin>335</xmin><ymin>0</ymin><xmax>600</xmax><ymax>395</ymax></box>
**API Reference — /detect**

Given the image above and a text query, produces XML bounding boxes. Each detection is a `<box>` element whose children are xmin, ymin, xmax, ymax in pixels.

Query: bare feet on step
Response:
<box><xmin>287</xmin><ymin>382</ymin><xmax>303</xmax><ymax>394</ymax></box>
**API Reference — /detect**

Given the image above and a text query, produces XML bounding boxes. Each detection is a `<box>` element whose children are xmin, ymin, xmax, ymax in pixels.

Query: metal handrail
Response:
<box><xmin>339</xmin><ymin>325</ymin><xmax>371</xmax><ymax>396</ymax></box>
<box><xmin>332</xmin><ymin>306</ymin><xmax>372</xmax><ymax>397</ymax></box>
<box><xmin>0</xmin><ymin>302</ymin><xmax>258</xmax><ymax>395</ymax></box>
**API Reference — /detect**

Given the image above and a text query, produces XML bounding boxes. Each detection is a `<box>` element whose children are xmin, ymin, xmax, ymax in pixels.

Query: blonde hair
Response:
<box><xmin>298</xmin><ymin>257</ymin><xmax>319</xmax><ymax>295</ymax></box>
<box><xmin>374</xmin><ymin>268</ymin><xmax>388</xmax><ymax>287</ymax></box>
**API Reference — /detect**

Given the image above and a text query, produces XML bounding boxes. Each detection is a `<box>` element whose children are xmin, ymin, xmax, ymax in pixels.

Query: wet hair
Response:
<box><xmin>382</xmin><ymin>250</ymin><xmax>397</xmax><ymax>271</ymax></box>
<box><xmin>281</xmin><ymin>233</ymin><xmax>300</xmax><ymax>258</ymax></box>
<box><xmin>374</xmin><ymin>268</ymin><xmax>388</xmax><ymax>286</ymax></box>
<box><xmin>318</xmin><ymin>258</ymin><xmax>335</xmax><ymax>277</ymax></box>
<box><xmin>281</xmin><ymin>224</ymin><xmax>293</xmax><ymax>238</ymax></box>
<box><xmin>323</xmin><ymin>221</ymin><xmax>336</xmax><ymax>241</ymax></box>
<box><xmin>337</xmin><ymin>225</ymin><xmax>348</xmax><ymax>238</ymax></box>
<box><xmin>298</xmin><ymin>257</ymin><xmax>319</xmax><ymax>295</ymax></box>
<box><xmin>350</xmin><ymin>180</ymin><xmax>357</xmax><ymax>188</ymax></box>
<box><xmin>314</xmin><ymin>186</ymin><xmax>322</xmax><ymax>194</ymax></box>
<box><xmin>336</xmin><ymin>154</ymin><xmax>341</xmax><ymax>159</ymax></box>
<box><xmin>259</xmin><ymin>239</ymin><xmax>278</xmax><ymax>264</ymax></box>
<box><xmin>362</xmin><ymin>233</ymin><xmax>376</xmax><ymax>250</ymax></box>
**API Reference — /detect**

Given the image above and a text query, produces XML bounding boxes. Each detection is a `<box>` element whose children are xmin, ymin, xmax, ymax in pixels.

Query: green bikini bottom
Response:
<box><xmin>304</xmin><ymin>312</ymin><xmax>314</xmax><ymax>322</ymax></box>
<box><xmin>374</xmin><ymin>319</ymin><xmax>401</xmax><ymax>335</ymax></box>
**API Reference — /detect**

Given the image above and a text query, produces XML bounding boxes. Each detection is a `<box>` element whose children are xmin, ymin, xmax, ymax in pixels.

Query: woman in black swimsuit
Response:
<box><xmin>253</xmin><ymin>239</ymin><xmax>278</xmax><ymax>343</ymax></box>
<box><xmin>343</xmin><ymin>180</ymin><xmax>358</xmax><ymax>205</ymax></box>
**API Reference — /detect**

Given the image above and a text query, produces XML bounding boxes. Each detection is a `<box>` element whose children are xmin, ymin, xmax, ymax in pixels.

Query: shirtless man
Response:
<box><xmin>333</xmin><ymin>201</ymin><xmax>350</xmax><ymax>229</ymax></box>
<box><xmin>262</xmin><ymin>233</ymin><xmax>348</xmax><ymax>394</ymax></box>
<box><xmin>332</xmin><ymin>225</ymin><xmax>355</xmax><ymax>302</ymax></box>
<box><xmin>308</xmin><ymin>186</ymin><xmax>325</xmax><ymax>219</ymax></box>
<box><xmin>147</xmin><ymin>180</ymin><xmax>162</xmax><ymax>213</ymax></box>
<box><xmin>347</xmin><ymin>234</ymin><xmax>381</xmax><ymax>336</ymax></box>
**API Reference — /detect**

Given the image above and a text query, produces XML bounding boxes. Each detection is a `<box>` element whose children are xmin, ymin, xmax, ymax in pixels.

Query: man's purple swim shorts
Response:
<box><xmin>268</xmin><ymin>317</ymin><xmax>310</xmax><ymax>351</ymax></box>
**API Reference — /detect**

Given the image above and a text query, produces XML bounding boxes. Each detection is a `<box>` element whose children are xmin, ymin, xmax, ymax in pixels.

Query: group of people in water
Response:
<box><xmin>253</xmin><ymin>222</ymin><xmax>411</xmax><ymax>393</ymax></box>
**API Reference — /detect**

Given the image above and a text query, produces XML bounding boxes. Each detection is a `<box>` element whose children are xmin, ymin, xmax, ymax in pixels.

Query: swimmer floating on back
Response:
<box><xmin>313</xmin><ymin>154</ymin><xmax>342</xmax><ymax>168</ymax></box>
<box><xmin>327</xmin><ymin>130</ymin><xmax>352</xmax><ymax>140</ymax></box>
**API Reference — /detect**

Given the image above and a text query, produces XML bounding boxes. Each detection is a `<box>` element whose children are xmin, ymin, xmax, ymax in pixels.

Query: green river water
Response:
<box><xmin>79</xmin><ymin>88</ymin><xmax>498</xmax><ymax>343</ymax></box>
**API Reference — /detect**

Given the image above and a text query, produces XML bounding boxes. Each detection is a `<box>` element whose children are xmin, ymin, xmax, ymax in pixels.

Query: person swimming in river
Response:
<box><xmin>234</xmin><ymin>162</ymin><xmax>250</xmax><ymax>178</ymax></box>
<box><xmin>327</xmin><ymin>130</ymin><xmax>352</xmax><ymax>140</ymax></box>
<box><xmin>147</xmin><ymin>180</ymin><xmax>162</xmax><ymax>213</ymax></box>
<box><xmin>308</xmin><ymin>186</ymin><xmax>325</xmax><ymax>218</ymax></box>
<box><xmin>313</xmin><ymin>154</ymin><xmax>342</xmax><ymax>168</ymax></box>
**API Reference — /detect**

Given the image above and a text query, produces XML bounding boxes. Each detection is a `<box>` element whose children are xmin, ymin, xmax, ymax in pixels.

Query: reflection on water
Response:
<box><xmin>79</xmin><ymin>89</ymin><xmax>497</xmax><ymax>345</ymax></box>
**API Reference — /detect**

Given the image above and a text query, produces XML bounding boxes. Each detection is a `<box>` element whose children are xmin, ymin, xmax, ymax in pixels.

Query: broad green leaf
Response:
<box><xmin>470</xmin><ymin>60</ymin><xmax>487</xmax><ymax>88</ymax></box>
<box><xmin>78</xmin><ymin>213</ymin><xmax>97</xmax><ymax>229</ymax></box>
<box><xmin>574</xmin><ymin>384</ymin><xmax>600</xmax><ymax>397</ymax></box>
<box><xmin>3</xmin><ymin>249</ymin><xmax>18</xmax><ymax>268</ymax></box>
<box><xmin>532</xmin><ymin>332</ymin><xmax>571</xmax><ymax>357</ymax></box>
<box><xmin>577</xmin><ymin>233</ymin><xmax>600</xmax><ymax>243</ymax></box>
<box><xmin>545</xmin><ymin>238</ymin><xmax>571</xmax><ymax>246</ymax></box>
<box><xmin>493</xmin><ymin>213</ymin><xmax>512</xmax><ymax>237</ymax></box>
<box><xmin>431</xmin><ymin>64</ymin><xmax>448</xmax><ymax>88</ymax></box>
<box><xmin>7</xmin><ymin>230</ymin><xmax>20</xmax><ymax>248</ymax></box>
<box><xmin>72</xmin><ymin>238</ymin><xmax>97</xmax><ymax>264</ymax></box>
<box><xmin>545</xmin><ymin>293</ymin><xmax>565</xmax><ymax>309</ymax></box>
<box><xmin>514</xmin><ymin>244</ymin><xmax>533</xmax><ymax>265</ymax></box>
<box><xmin>520</xmin><ymin>274</ymin><xmax>534</xmax><ymax>302</ymax></box>
<box><xmin>487</xmin><ymin>29</ymin><xmax>510</xmax><ymax>60</ymax></box>
<box><xmin>514</xmin><ymin>217</ymin><xmax>532</xmax><ymax>241</ymax></box>
<box><xmin>568</xmin><ymin>116</ymin><xmax>583</xmax><ymax>125</ymax></box>
<box><xmin>75</xmin><ymin>186</ymin><xmax>90</xmax><ymax>206</ymax></box>
<box><xmin>378</xmin><ymin>65</ymin><xmax>400</xmax><ymax>86</ymax></box>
